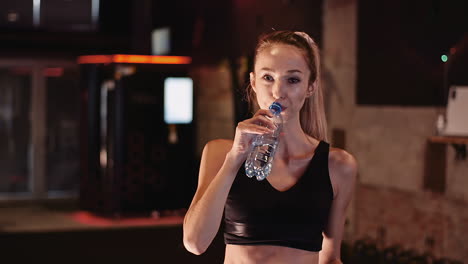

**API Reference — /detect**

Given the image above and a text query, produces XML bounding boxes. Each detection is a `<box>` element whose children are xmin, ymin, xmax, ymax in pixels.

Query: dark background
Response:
<box><xmin>358</xmin><ymin>0</ymin><xmax>468</xmax><ymax>106</ymax></box>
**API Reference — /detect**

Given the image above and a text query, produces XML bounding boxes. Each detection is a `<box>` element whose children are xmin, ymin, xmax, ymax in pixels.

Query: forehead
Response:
<box><xmin>255</xmin><ymin>44</ymin><xmax>309</xmax><ymax>73</ymax></box>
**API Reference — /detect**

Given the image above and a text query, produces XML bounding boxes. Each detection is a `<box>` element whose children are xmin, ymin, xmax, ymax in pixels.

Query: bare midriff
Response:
<box><xmin>224</xmin><ymin>244</ymin><xmax>319</xmax><ymax>264</ymax></box>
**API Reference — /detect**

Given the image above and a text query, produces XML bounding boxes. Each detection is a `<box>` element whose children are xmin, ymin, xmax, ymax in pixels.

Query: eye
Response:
<box><xmin>288</xmin><ymin>77</ymin><xmax>301</xmax><ymax>84</ymax></box>
<box><xmin>262</xmin><ymin>74</ymin><xmax>274</xmax><ymax>81</ymax></box>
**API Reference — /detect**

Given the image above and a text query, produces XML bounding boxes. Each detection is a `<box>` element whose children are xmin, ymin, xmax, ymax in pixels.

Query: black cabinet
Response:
<box><xmin>79</xmin><ymin>55</ymin><xmax>196</xmax><ymax>216</ymax></box>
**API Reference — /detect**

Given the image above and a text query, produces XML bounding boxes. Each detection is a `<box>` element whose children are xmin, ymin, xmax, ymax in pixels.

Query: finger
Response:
<box><xmin>254</xmin><ymin>109</ymin><xmax>274</xmax><ymax>118</ymax></box>
<box><xmin>241</xmin><ymin>116</ymin><xmax>275</xmax><ymax>131</ymax></box>
<box><xmin>238</xmin><ymin>122</ymin><xmax>273</xmax><ymax>135</ymax></box>
<box><xmin>252</xmin><ymin>115</ymin><xmax>276</xmax><ymax>130</ymax></box>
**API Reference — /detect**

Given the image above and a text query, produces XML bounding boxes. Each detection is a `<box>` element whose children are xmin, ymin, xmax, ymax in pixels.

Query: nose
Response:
<box><xmin>272</xmin><ymin>80</ymin><xmax>286</xmax><ymax>100</ymax></box>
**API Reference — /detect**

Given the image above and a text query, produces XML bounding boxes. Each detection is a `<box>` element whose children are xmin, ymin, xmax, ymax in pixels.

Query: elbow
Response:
<box><xmin>183</xmin><ymin>235</ymin><xmax>208</xmax><ymax>255</ymax></box>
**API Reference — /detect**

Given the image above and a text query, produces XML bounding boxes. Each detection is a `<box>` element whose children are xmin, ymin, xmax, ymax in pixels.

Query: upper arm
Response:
<box><xmin>319</xmin><ymin>149</ymin><xmax>358</xmax><ymax>263</ymax></box>
<box><xmin>189</xmin><ymin>139</ymin><xmax>233</xmax><ymax>208</ymax></box>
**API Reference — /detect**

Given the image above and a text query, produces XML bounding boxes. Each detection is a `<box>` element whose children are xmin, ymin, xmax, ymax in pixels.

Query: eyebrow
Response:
<box><xmin>260</xmin><ymin>67</ymin><xmax>303</xmax><ymax>74</ymax></box>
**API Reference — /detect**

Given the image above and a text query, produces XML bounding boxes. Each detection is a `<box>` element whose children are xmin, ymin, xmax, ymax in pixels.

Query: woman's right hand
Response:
<box><xmin>228</xmin><ymin>109</ymin><xmax>276</xmax><ymax>162</ymax></box>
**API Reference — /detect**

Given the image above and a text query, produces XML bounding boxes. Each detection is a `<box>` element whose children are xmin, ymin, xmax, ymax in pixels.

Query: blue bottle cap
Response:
<box><xmin>269</xmin><ymin>102</ymin><xmax>282</xmax><ymax>114</ymax></box>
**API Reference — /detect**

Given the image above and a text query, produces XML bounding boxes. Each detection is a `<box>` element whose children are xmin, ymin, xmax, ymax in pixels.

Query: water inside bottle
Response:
<box><xmin>245</xmin><ymin>135</ymin><xmax>279</xmax><ymax>181</ymax></box>
<box><xmin>245</xmin><ymin>101</ymin><xmax>282</xmax><ymax>181</ymax></box>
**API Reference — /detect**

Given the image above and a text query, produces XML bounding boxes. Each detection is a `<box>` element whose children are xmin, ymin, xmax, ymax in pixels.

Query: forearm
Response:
<box><xmin>183</xmin><ymin>153</ymin><xmax>241</xmax><ymax>254</ymax></box>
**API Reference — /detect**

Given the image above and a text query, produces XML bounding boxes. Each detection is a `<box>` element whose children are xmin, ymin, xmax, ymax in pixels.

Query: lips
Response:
<box><xmin>273</xmin><ymin>101</ymin><xmax>287</xmax><ymax>111</ymax></box>
<box><xmin>278</xmin><ymin>105</ymin><xmax>287</xmax><ymax>112</ymax></box>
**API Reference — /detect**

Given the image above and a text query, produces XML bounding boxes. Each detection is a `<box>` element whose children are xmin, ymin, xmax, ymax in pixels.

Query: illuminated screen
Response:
<box><xmin>152</xmin><ymin>27</ymin><xmax>170</xmax><ymax>55</ymax></box>
<box><xmin>164</xmin><ymin>77</ymin><xmax>193</xmax><ymax>124</ymax></box>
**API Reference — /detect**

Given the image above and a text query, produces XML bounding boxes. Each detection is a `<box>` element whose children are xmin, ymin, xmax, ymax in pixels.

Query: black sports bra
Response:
<box><xmin>223</xmin><ymin>140</ymin><xmax>334</xmax><ymax>252</ymax></box>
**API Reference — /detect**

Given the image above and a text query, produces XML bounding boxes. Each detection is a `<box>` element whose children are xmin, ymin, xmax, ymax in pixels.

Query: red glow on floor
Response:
<box><xmin>70</xmin><ymin>211</ymin><xmax>183</xmax><ymax>228</ymax></box>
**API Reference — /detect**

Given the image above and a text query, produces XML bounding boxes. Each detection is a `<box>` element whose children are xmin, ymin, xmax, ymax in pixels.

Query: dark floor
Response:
<box><xmin>1</xmin><ymin>222</ymin><xmax>226</xmax><ymax>264</ymax></box>
<box><xmin>0</xmin><ymin>201</ymin><xmax>225</xmax><ymax>264</ymax></box>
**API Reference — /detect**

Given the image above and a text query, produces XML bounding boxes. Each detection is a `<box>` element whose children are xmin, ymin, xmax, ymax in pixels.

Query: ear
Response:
<box><xmin>250</xmin><ymin>72</ymin><xmax>257</xmax><ymax>93</ymax></box>
<box><xmin>307</xmin><ymin>80</ymin><xmax>318</xmax><ymax>97</ymax></box>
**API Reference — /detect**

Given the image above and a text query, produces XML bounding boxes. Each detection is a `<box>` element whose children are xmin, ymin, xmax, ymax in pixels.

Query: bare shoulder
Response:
<box><xmin>196</xmin><ymin>139</ymin><xmax>235</xmax><ymax>194</ymax></box>
<box><xmin>328</xmin><ymin>147</ymin><xmax>358</xmax><ymax>198</ymax></box>
<box><xmin>203</xmin><ymin>139</ymin><xmax>234</xmax><ymax>157</ymax></box>
<box><xmin>200</xmin><ymin>139</ymin><xmax>234</xmax><ymax>169</ymax></box>
<box><xmin>329</xmin><ymin>147</ymin><xmax>358</xmax><ymax>177</ymax></box>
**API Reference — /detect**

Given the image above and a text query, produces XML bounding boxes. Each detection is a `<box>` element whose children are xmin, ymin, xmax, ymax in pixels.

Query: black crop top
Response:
<box><xmin>223</xmin><ymin>140</ymin><xmax>334</xmax><ymax>252</ymax></box>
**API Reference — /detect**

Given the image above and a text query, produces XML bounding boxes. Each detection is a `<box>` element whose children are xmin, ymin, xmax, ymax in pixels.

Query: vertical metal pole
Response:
<box><xmin>33</xmin><ymin>0</ymin><xmax>41</xmax><ymax>28</ymax></box>
<box><xmin>30</xmin><ymin>65</ymin><xmax>46</xmax><ymax>199</ymax></box>
<box><xmin>91</xmin><ymin>0</ymin><xmax>100</xmax><ymax>31</ymax></box>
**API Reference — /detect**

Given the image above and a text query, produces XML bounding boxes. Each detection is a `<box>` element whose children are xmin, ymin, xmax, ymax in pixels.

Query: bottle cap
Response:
<box><xmin>269</xmin><ymin>102</ymin><xmax>282</xmax><ymax>114</ymax></box>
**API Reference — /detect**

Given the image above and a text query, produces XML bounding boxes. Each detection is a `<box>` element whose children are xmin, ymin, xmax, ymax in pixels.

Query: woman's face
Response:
<box><xmin>251</xmin><ymin>44</ymin><xmax>313</xmax><ymax>122</ymax></box>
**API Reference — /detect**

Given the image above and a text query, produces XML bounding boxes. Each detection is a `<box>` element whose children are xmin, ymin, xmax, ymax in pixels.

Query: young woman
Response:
<box><xmin>183</xmin><ymin>30</ymin><xmax>357</xmax><ymax>264</ymax></box>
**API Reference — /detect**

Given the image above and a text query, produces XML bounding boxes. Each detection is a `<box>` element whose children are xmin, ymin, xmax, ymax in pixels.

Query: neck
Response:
<box><xmin>276</xmin><ymin>116</ymin><xmax>319</xmax><ymax>160</ymax></box>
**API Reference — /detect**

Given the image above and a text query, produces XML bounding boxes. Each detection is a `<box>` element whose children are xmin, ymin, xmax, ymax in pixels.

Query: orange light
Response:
<box><xmin>77</xmin><ymin>54</ymin><xmax>191</xmax><ymax>65</ymax></box>
<box><xmin>77</xmin><ymin>55</ymin><xmax>113</xmax><ymax>64</ymax></box>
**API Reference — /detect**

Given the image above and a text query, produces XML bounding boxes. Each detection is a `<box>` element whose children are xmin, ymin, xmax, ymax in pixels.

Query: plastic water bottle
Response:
<box><xmin>245</xmin><ymin>102</ymin><xmax>283</xmax><ymax>181</ymax></box>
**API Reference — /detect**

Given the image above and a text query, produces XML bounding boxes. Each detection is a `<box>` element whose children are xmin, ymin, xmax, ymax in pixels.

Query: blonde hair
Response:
<box><xmin>246</xmin><ymin>30</ymin><xmax>328</xmax><ymax>141</ymax></box>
